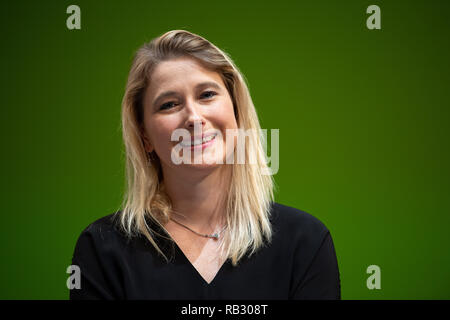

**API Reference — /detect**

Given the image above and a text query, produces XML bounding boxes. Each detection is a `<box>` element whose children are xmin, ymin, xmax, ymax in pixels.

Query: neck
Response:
<box><xmin>162</xmin><ymin>164</ymin><xmax>232</xmax><ymax>229</ymax></box>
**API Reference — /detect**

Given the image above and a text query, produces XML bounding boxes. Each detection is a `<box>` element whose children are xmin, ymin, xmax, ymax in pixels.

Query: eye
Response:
<box><xmin>159</xmin><ymin>101</ymin><xmax>178</xmax><ymax>110</ymax></box>
<box><xmin>200</xmin><ymin>91</ymin><xmax>217</xmax><ymax>99</ymax></box>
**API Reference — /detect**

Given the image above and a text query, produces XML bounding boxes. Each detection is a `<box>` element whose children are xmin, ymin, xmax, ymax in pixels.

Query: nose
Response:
<box><xmin>183</xmin><ymin>99</ymin><xmax>206</xmax><ymax>130</ymax></box>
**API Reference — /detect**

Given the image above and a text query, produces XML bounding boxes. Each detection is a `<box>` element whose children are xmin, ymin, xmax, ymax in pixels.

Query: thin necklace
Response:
<box><xmin>169</xmin><ymin>218</ymin><xmax>227</xmax><ymax>240</ymax></box>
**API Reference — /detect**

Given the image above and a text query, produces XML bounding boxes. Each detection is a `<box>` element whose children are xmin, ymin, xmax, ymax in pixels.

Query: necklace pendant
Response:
<box><xmin>211</xmin><ymin>233</ymin><xmax>219</xmax><ymax>240</ymax></box>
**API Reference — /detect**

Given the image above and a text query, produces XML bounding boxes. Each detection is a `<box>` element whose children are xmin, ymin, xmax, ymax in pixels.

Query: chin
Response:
<box><xmin>187</xmin><ymin>159</ymin><xmax>223</xmax><ymax>169</ymax></box>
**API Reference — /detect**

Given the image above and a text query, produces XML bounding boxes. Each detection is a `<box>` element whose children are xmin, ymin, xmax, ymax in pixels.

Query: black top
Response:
<box><xmin>69</xmin><ymin>202</ymin><xmax>341</xmax><ymax>300</ymax></box>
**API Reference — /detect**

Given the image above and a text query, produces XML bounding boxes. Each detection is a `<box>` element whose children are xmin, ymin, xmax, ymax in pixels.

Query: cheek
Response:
<box><xmin>147</xmin><ymin>120</ymin><xmax>177</xmax><ymax>150</ymax></box>
<box><xmin>213</xmin><ymin>99</ymin><xmax>238</xmax><ymax>129</ymax></box>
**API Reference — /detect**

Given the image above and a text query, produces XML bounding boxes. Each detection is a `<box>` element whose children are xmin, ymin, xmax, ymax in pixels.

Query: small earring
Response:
<box><xmin>148</xmin><ymin>151</ymin><xmax>157</xmax><ymax>163</ymax></box>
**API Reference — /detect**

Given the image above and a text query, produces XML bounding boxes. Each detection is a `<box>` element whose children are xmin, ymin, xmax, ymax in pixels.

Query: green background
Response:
<box><xmin>1</xmin><ymin>0</ymin><xmax>449</xmax><ymax>299</ymax></box>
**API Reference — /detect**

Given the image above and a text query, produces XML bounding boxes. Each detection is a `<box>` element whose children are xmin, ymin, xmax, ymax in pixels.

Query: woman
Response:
<box><xmin>70</xmin><ymin>30</ymin><xmax>341</xmax><ymax>300</ymax></box>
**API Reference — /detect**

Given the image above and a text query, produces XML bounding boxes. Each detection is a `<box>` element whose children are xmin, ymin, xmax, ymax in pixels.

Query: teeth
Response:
<box><xmin>202</xmin><ymin>135</ymin><xmax>216</xmax><ymax>143</ymax></box>
<box><xmin>181</xmin><ymin>134</ymin><xmax>216</xmax><ymax>147</ymax></box>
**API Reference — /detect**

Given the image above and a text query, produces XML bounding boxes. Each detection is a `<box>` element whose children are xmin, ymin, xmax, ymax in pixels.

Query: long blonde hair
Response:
<box><xmin>118</xmin><ymin>30</ymin><xmax>274</xmax><ymax>266</ymax></box>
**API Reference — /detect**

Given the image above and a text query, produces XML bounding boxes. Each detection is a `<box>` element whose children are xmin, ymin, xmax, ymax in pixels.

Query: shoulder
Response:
<box><xmin>72</xmin><ymin>212</ymin><xmax>129</xmax><ymax>256</ymax></box>
<box><xmin>77</xmin><ymin>213</ymin><xmax>121</xmax><ymax>239</ymax></box>
<box><xmin>269</xmin><ymin>203</ymin><xmax>341</xmax><ymax>299</ymax></box>
<box><xmin>269</xmin><ymin>202</ymin><xmax>330</xmax><ymax>243</ymax></box>
<box><xmin>70</xmin><ymin>213</ymin><xmax>131</xmax><ymax>299</ymax></box>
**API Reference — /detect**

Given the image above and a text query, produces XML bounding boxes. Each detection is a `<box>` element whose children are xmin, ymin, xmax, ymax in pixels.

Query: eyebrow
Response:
<box><xmin>152</xmin><ymin>81</ymin><xmax>222</xmax><ymax>108</ymax></box>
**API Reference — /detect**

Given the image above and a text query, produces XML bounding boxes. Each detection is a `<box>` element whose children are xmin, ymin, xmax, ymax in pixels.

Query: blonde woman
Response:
<box><xmin>70</xmin><ymin>30</ymin><xmax>341</xmax><ymax>300</ymax></box>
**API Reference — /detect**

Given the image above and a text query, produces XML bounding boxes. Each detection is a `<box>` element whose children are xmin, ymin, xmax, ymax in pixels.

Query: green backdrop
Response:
<box><xmin>1</xmin><ymin>0</ymin><xmax>449</xmax><ymax>299</ymax></box>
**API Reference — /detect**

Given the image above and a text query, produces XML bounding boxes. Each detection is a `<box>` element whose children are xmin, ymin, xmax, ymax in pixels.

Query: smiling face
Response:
<box><xmin>141</xmin><ymin>56</ymin><xmax>238</xmax><ymax>173</ymax></box>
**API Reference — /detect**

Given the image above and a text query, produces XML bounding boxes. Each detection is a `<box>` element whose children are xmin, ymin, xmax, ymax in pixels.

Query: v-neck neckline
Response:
<box><xmin>145</xmin><ymin>216</ymin><xmax>230</xmax><ymax>286</ymax></box>
<box><xmin>171</xmin><ymin>240</ymin><xmax>230</xmax><ymax>286</ymax></box>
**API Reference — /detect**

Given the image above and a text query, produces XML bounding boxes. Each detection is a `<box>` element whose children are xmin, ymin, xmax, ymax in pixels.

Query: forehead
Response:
<box><xmin>147</xmin><ymin>57</ymin><xmax>224</xmax><ymax>92</ymax></box>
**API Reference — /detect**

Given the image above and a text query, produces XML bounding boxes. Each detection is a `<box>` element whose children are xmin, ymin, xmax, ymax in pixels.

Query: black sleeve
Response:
<box><xmin>69</xmin><ymin>225</ymin><xmax>119</xmax><ymax>300</ymax></box>
<box><xmin>292</xmin><ymin>231</ymin><xmax>341</xmax><ymax>300</ymax></box>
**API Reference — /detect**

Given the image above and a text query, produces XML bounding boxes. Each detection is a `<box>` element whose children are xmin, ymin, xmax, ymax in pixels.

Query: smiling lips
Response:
<box><xmin>180</xmin><ymin>133</ymin><xmax>217</xmax><ymax>148</ymax></box>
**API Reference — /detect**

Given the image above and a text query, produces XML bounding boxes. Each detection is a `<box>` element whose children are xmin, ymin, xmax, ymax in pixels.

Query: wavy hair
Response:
<box><xmin>117</xmin><ymin>30</ymin><xmax>274</xmax><ymax>266</ymax></box>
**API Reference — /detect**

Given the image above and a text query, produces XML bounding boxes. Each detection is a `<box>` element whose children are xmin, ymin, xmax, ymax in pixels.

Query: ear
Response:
<box><xmin>140</xmin><ymin>127</ymin><xmax>154</xmax><ymax>153</ymax></box>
